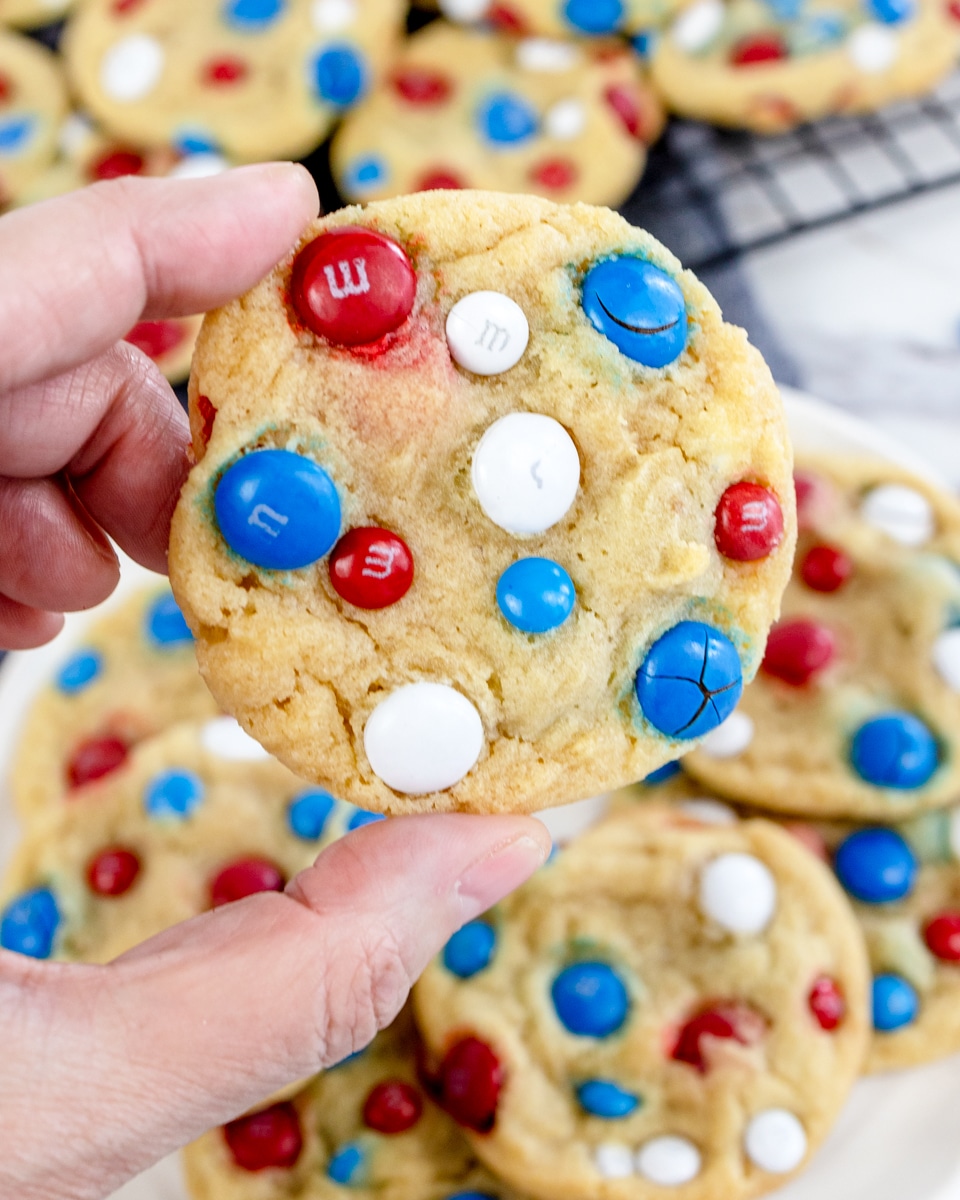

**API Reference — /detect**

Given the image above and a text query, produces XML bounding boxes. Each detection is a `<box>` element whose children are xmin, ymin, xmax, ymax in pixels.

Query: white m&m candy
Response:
<box><xmin>859</xmin><ymin>483</ymin><xmax>933</xmax><ymax>545</ymax></box>
<box><xmin>438</xmin><ymin>0</ymin><xmax>490</xmax><ymax>19</ymax></box>
<box><xmin>363</xmin><ymin>683</ymin><xmax>484</xmax><ymax>794</ymax></box>
<box><xmin>635</xmin><ymin>1137</ymin><xmax>702</xmax><ymax>1185</ymax></box>
<box><xmin>100</xmin><ymin>35</ymin><xmax>165</xmax><ymax>102</ymax></box>
<box><xmin>699</xmin><ymin>852</ymin><xmax>777</xmax><ymax>935</ymax></box>
<box><xmin>516</xmin><ymin>39</ymin><xmax>582</xmax><ymax>73</ymax></box>
<box><xmin>697</xmin><ymin>710</ymin><xmax>754</xmax><ymax>759</ymax></box>
<box><xmin>594</xmin><ymin>1143</ymin><xmax>634</xmax><ymax>1179</ymax></box>
<box><xmin>472</xmin><ymin>413</ymin><xmax>580</xmax><ymax>535</ymax></box>
<box><xmin>848</xmin><ymin>24</ymin><xmax>900</xmax><ymax>73</ymax></box>
<box><xmin>201</xmin><ymin>717</ymin><xmax>271</xmax><ymax>761</ymax></box>
<box><xmin>932</xmin><ymin>627</ymin><xmax>960</xmax><ymax>692</ymax></box>
<box><xmin>744</xmin><ymin>1109</ymin><xmax>808</xmax><ymax>1174</ymax></box>
<box><xmin>544</xmin><ymin>99</ymin><xmax>588</xmax><ymax>141</ymax></box>
<box><xmin>446</xmin><ymin>291</ymin><xmax>530</xmax><ymax>376</ymax></box>
<box><xmin>671</xmin><ymin>0</ymin><xmax>724</xmax><ymax>52</ymax></box>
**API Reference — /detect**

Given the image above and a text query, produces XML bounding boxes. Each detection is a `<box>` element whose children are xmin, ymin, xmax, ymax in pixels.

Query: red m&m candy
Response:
<box><xmin>762</xmin><ymin>619</ymin><xmax>835</xmax><ymax>686</ymax></box>
<box><xmin>434</xmin><ymin>1036</ymin><xmax>503</xmax><ymax>1132</ymax></box>
<box><xmin>209</xmin><ymin>857</ymin><xmax>285</xmax><ymax>908</ymax></box>
<box><xmin>290</xmin><ymin>227</ymin><xmax>416</xmax><ymax>347</ymax></box>
<box><xmin>800</xmin><ymin>544</ymin><xmax>853</xmax><ymax>593</ymax></box>
<box><xmin>730</xmin><ymin>33</ymin><xmax>788</xmax><ymax>65</ymax></box>
<box><xmin>714</xmin><ymin>482</ymin><xmax>784</xmax><ymax>561</ymax></box>
<box><xmin>416</xmin><ymin>170</ymin><xmax>465</xmax><ymax>192</ymax></box>
<box><xmin>362</xmin><ymin>1080</ymin><xmax>423</xmax><ymax>1133</ymax></box>
<box><xmin>0</xmin><ymin>73</ymin><xmax>12</xmax><ymax>105</ymax></box>
<box><xmin>604</xmin><ymin>84</ymin><xmax>647</xmax><ymax>140</ymax></box>
<box><xmin>392</xmin><ymin>68</ymin><xmax>452</xmax><ymax>105</ymax></box>
<box><xmin>87</xmin><ymin>847</ymin><xmax>141</xmax><ymax>897</ymax></box>
<box><xmin>67</xmin><ymin>736</ymin><xmax>129</xmax><ymax>790</ymax></box>
<box><xmin>197</xmin><ymin>394</ymin><xmax>217</xmax><ymax>445</ymax></box>
<box><xmin>530</xmin><ymin>159</ymin><xmax>578</xmax><ymax>190</ymax></box>
<box><xmin>329</xmin><ymin>528</ymin><xmax>413</xmax><ymax>610</ymax></box>
<box><xmin>224</xmin><ymin>1102</ymin><xmax>303</xmax><ymax>1171</ymax></box>
<box><xmin>124</xmin><ymin>320</ymin><xmax>187</xmax><ymax>361</ymax></box>
<box><xmin>923</xmin><ymin>912</ymin><xmax>960</xmax><ymax>961</ymax></box>
<box><xmin>671</xmin><ymin>1001</ymin><xmax>764</xmax><ymax>1072</ymax></box>
<box><xmin>808</xmin><ymin>976</ymin><xmax>845</xmax><ymax>1031</ymax></box>
<box><xmin>203</xmin><ymin>56</ymin><xmax>248</xmax><ymax>85</ymax></box>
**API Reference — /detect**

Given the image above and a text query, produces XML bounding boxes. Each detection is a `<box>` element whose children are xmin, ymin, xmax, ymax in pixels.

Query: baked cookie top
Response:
<box><xmin>0</xmin><ymin>30</ymin><xmax>68</xmax><ymax>206</ymax></box>
<box><xmin>434</xmin><ymin>0</ymin><xmax>684</xmax><ymax>38</ymax></box>
<box><xmin>331</xmin><ymin>24</ymin><xmax>665</xmax><ymax>209</ymax></box>
<box><xmin>413</xmin><ymin>804</ymin><xmax>869</xmax><ymax>1200</ymax></box>
<box><xmin>684</xmin><ymin>455</ymin><xmax>960</xmax><ymax>820</ymax></box>
<box><xmin>181</xmin><ymin>1008</ymin><xmax>523</xmax><ymax>1200</ymax></box>
<box><xmin>649</xmin><ymin>0</ymin><xmax>960</xmax><ymax>132</ymax></box>
<box><xmin>0</xmin><ymin>0</ymin><xmax>74</xmax><ymax>28</ymax></box>
<box><xmin>0</xmin><ymin>718</ymin><xmax>378</xmax><ymax>964</ymax></box>
<box><xmin>61</xmin><ymin>0</ymin><xmax>406</xmax><ymax>162</ymax></box>
<box><xmin>168</xmin><ymin>190</ymin><xmax>795</xmax><ymax>816</ymax></box>
<box><xmin>9</xmin><ymin>584</ymin><xmax>219</xmax><ymax>824</ymax></box>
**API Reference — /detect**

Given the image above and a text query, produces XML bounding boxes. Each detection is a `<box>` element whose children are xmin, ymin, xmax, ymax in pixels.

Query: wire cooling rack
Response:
<box><xmin>621</xmin><ymin>69</ymin><xmax>960</xmax><ymax>272</ymax></box>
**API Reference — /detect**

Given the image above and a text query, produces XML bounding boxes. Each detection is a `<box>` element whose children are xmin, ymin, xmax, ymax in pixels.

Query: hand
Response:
<box><xmin>0</xmin><ymin>171</ymin><xmax>553</xmax><ymax>1199</ymax></box>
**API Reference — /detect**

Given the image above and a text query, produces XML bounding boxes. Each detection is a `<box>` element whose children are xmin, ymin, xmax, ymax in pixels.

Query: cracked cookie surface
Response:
<box><xmin>169</xmin><ymin>190</ymin><xmax>794</xmax><ymax>815</ymax></box>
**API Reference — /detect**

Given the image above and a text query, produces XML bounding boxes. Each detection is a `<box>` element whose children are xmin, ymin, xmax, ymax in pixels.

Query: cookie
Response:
<box><xmin>0</xmin><ymin>0</ymin><xmax>74</xmax><ymax>27</ymax></box>
<box><xmin>62</xmin><ymin>0</ymin><xmax>405</xmax><ymax>163</ymax></box>
<box><xmin>0</xmin><ymin>718</ymin><xmax>386</xmax><ymax>963</ymax></box>
<box><xmin>168</xmin><ymin>190</ymin><xmax>795</xmax><ymax>816</ymax></box>
<box><xmin>9</xmin><ymin>584</ymin><xmax>219</xmax><ymax>824</ymax></box>
<box><xmin>181</xmin><ymin>1006</ymin><xmax>525</xmax><ymax>1200</ymax></box>
<box><xmin>650</xmin><ymin>0</ymin><xmax>960</xmax><ymax>133</ymax></box>
<box><xmin>683</xmin><ymin>455</ymin><xmax>960</xmax><ymax>820</ymax></box>
<box><xmin>0</xmin><ymin>30</ymin><xmax>68</xmax><ymax>206</ymax></box>
<box><xmin>412</xmin><ymin>804</ymin><xmax>869</xmax><ymax>1200</ymax></box>
<box><xmin>331</xmin><ymin>24</ymin><xmax>665</xmax><ymax>208</ymax></box>
<box><xmin>433</xmin><ymin>0</ymin><xmax>681</xmax><ymax>39</ymax></box>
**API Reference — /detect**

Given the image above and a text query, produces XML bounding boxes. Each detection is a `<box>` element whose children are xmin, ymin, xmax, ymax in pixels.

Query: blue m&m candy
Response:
<box><xmin>476</xmin><ymin>93</ymin><xmax>538</xmax><ymax>145</ymax></box>
<box><xmin>312</xmin><ymin>45</ymin><xmax>368</xmax><ymax>106</ymax></box>
<box><xmin>576</xmin><ymin>1079</ymin><xmax>641</xmax><ymax>1118</ymax></box>
<box><xmin>144</xmin><ymin>769</ymin><xmax>205</xmax><ymax>819</ymax></box>
<box><xmin>850</xmin><ymin>712</ymin><xmax>939</xmax><ymax>790</ymax></box>
<box><xmin>635</xmin><ymin>621</ymin><xmax>743</xmax><ymax>740</ymax></box>
<box><xmin>56</xmin><ymin>649</ymin><xmax>102</xmax><ymax>694</ymax></box>
<box><xmin>581</xmin><ymin>258</ymin><xmax>687</xmax><ymax>368</ymax></box>
<box><xmin>343</xmin><ymin>154</ymin><xmax>388</xmax><ymax>195</ymax></box>
<box><xmin>145</xmin><ymin>593</ymin><xmax>193</xmax><ymax>647</ymax></box>
<box><xmin>222</xmin><ymin>0</ymin><xmax>285</xmax><ymax>29</ymax></box>
<box><xmin>0</xmin><ymin>115</ymin><xmax>35</xmax><ymax>154</ymax></box>
<box><xmin>765</xmin><ymin>0</ymin><xmax>804</xmax><ymax>17</ymax></box>
<box><xmin>644</xmin><ymin>761</ymin><xmax>682</xmax><ymax>785</ymax></box>
<box><xmin>287</xmin><ymin>789</ymin><xmax>337</xmax><ymax>839</ymax></box>
<box><xmin>563</xmin><ymin>0</ymin><xmax>624</xmax><ymax>32</ymax></box>
<box><xmin>347</xmin><ymin>808</ymin><xmax>386</xmax><ymax>832</ymax></box>
<box><xmin>864</xmin><ymin>0</ymin><xmax>915</xmax><ymax>22</ymax></box>
<box><xmin>447</xmin><ymin>1194</ymin><xmax>497</xmax><ymax>1200</ymax></box>
<box><xmin>327</xmin><ymin>1142</ymin><xmax>368</xmax><ymax>1185</ymax></box>
<box><xmin>497</xmin><ymin>558</ymin><xmax>575</xmax><ymax>634</ymax></box>
<box><xmin>872</xmin><ymin>974</ymin><xmax>918</xmax><ymax>1032</ymax></box>
<box><xmin>1</xmin><ymin>887</ymin><xmax>61</xmax><ymax>959</ymax></box>
<box><xmin>214</xmin><ymin>448</ymin><xmax>341</xmax><ymax>570</ymax></box>
<box><xmin>552</xmin><ymin>962</ymin><xmax>630</xmax><ymax>1037</ymax></box>
<box><xmin>834</xmin><ymin>828</ymin><xmax>917</xmax><ymax>904</ymax></box>
<box><xmin>443</xmin><ymin>921</ymin><xmax>497</xmax><ymax>978</ymax></box>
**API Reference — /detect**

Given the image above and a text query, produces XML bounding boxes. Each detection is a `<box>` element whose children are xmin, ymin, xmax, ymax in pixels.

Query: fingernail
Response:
<box><xmin>456</xmin><ymin>833</ymin><xmax>551</xmax><ymax>923</ymax></box>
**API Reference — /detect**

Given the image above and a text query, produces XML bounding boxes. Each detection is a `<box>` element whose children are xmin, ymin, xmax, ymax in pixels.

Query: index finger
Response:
<box><xmin>0</xmin><ymin>163</ymin><xmax>319</xmax><ymax>394</ymax></box>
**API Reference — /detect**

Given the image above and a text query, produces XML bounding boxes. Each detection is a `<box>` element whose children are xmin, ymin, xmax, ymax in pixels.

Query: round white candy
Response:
<box><xmin>472</xmin><ymin>413</ymin><xmax>580</xmax><ymax>535</ymax></box>
<box><xmin>516</xmin><ymin>38</ymin><xmax>582</xmax><ymax>72</ymax></box>
<box><xmin>544</xmin><ymin>98</ymin><xmax>587</xmax><ymax>141</ymax></box>
<box><xmin>438</xmin><ymin>0</ymin><xmax>490</xmax><ymax>19</ymax></box>
<box><xmin>635</xmin><ymin>1137</ymin><xmax>702</xmax><ymax>1186</ymax></box>
<box><xmin>58</xmin><ymin>112</ymin><xmax>95</xmax><ymax>158</ymax></box>
<box><xmin>201</xmin><ymin>717</ymin><xmax>271</xmax><ymax>761</ymax></box>
<box><xmin>363</xmin><ymin>683</ymin><xmax>484</xmax><ymax>794</ymax></box>
<box><xmin>100</xmin><ymin>35</ymin><xmax>165</xmax><ymax>102</ymax></box>
<box><xmin>744</xmin><ymin>1109</ymin><xmax>808</xmax><ymax>1174</ymax></box>
<box><xmin>932</xmin><ymin>627</ymin><xmax>960</xmax><ymax>691</ymax></box>
<box><xmin>678</xmin><ymin>798</ymin><xmax>738</xmax><ymax>826</ymax></box>
<box><xmin>859</xmin><ymin>483</ymin><xmax>934</xmax><ymax>545</ymax></box>
<box><xmin>170</xmin><ymin>153</ymin><xmax>230</xmax><ymax>180</ymax></box>
<box><xmin>311</xmin><ymin>0</ymin><xmax>357</xmax><ymax>31</ymax></box>
<box><xmin>848</xmin><ymin>24</ymin><xmax>900</xmax><ymax>73</ymax></box>
<box><xmin>697</xmin><ymin>710</ymin><xmax>754</xmax><ymax>759</ymax></box>
<box><xmin>699</xmin><ymin>852</ymin><xmax>777</xmax><ymax>935</ymax></box>
<box><xmin>594</xmin><ymin>1143</ymin><xmax>634</xmax><ymax>1179</ymax></box>
<box><xmin>671</xmin><ymin>0</ymin><xmax>724</xmax><ymax>52</ymax></box>
<box><xmin>446</xmin><ymin>291</ymin><xmax>530</xmax><ymax>376</ymax></box>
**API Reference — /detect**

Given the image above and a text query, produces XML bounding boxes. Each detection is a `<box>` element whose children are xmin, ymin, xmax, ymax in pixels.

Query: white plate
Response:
<box><xmin>1</xmin><ymin>390</ymin><xmax>958</xmax><ymax>1200</ymax></box>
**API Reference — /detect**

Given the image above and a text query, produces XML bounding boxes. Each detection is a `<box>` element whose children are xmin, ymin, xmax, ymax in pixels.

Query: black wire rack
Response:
<box><xmin>621</xmin><ymin>69</ymin><xmax>960</xmax><ymax>272</ymax></box>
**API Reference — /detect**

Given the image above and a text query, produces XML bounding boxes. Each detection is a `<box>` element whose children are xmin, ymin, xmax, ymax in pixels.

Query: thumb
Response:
<box><xmin>0</xmin><ymin>813</ymin><xmax>550</xmax><ymax>1200</ymax></box>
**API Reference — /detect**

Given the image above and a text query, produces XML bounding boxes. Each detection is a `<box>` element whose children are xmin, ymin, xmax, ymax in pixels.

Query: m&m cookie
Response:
<box><xmin>432</xmin><ymin>0</ymin><xmax>683</xmax><ymax>39</ymax></box>
<box><xmin>331</xmin><ymin>24</ymin><xmax>665</xmax><ymax>208</ymax></box>
<box><xmin>181</xmin><ymin>1007</ymin><xmax>523</xmax><ymax>1200</ymax></box>
<box><xmin>62</xmin><ymin>0</ymin><xmax>405</xmax><ymax>162</ymax></box>
<box><xmin>168</xmin><ymin>191</ymin><xmax>795</xmax><ymax>815</ymax></box>
<box><xmin>649</xmin><ymin>0</ymin><xmax>960</xmax><ymax>132</ymax></box>
<box><xmin>0</xmin><ymin>719</ymin><xmax>377</xmax><ymax>964</ymax></box>
<box><xmin>684</xmin><ymin>456</ymin><xmax>960</xmax><ymax>820</ymax></box>
<box><xmin>0</xmin><ymin>0</ymin><xmax>74</xmax><ymax>27</ymax></box>
<box><xmin>0</xmin><ymin>31</ymin><xmax>68</xmax><ymax>207</ymax></box>
<box><xmin>10</xmin><ymin>585</ymin><xmax>218</xmax><ymax>824</ymax></box>
<box><xmin>413</xmin><ymin>805</ymin><xmax>868</xmax><ymax>1200</ymax></box>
